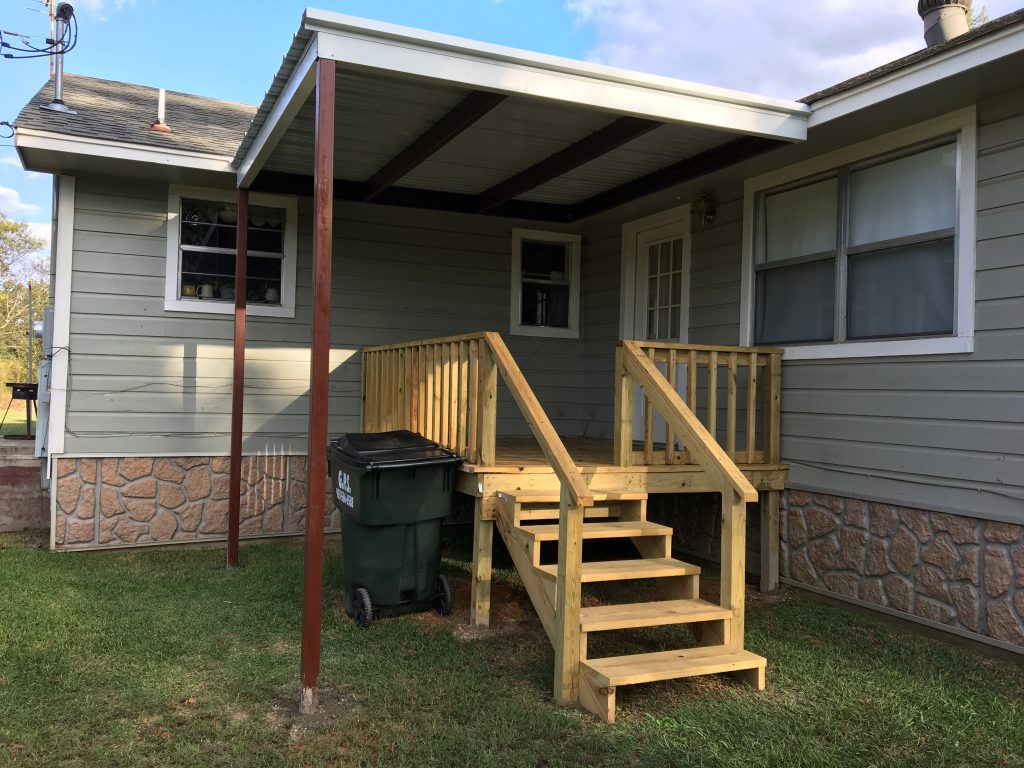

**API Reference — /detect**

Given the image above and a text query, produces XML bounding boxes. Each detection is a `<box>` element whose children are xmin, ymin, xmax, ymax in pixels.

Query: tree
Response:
<box><xmin>0</xmin><ymin>214</ymin><xmax>48</xmax><ymax>383</ymax></box>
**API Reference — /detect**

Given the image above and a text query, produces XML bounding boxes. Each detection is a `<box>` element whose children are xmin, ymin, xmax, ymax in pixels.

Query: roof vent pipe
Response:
<box><xmin>918</xmin><ymin>0</ymin><xmax>971</xmax><ymax>46</ymax></box>
<box><xmin>40</xmin><ymin>2</ymin><xmax>76</xmax><ymax>114</ymax></box>
<box><xmin>149</xmin><ymin>88</ymin><xmax>171</xmax><ymax>132</ymax></box>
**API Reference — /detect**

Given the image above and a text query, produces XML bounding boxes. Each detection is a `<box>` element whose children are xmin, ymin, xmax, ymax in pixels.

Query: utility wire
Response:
<box><xmin>0</xmin><ymin>10</ymin><xmax>75</xmax><ymax>59</ymax></box>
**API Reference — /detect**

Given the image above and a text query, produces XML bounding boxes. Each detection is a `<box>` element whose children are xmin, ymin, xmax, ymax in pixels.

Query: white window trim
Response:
<box><xmin>618</xmin><ymin>204</ymin><xmax>691</xmax><ymax>341</ymax></box>
<box><xmin>509</xmin><ymin>228</ymin><xmax>582</xmax><ymax>339</ymax></box>
<box><xmin>740</xmin><ymin>107</ymin><xmax>977</xmax><ymax>360</ymax></box>
<box><xmin>164</xmin><ymin>185</ymin><xmax>299</xmax><ymax>319</ymax></box>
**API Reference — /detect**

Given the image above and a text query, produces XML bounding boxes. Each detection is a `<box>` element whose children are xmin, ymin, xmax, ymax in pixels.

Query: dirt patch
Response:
<box><xmin>268</xmin><ymin>686</ymin><xmax>356</xmax><ymax>741</ymax></box>
<box><xmin>412</xmin><ymin>574</ymin><xmax>541</xmax><ymax>640</ymax></box>
<box><xmin>0</xmin><ymin>530</ymin><xmax>48</xmax><ymax>550</ymax></box>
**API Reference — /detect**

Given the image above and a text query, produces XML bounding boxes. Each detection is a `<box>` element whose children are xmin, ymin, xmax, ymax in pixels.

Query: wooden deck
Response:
<box><xmin>455</xmin><ymin>437</ymin><xmax>787</xmax><ymax>502</ymax></box>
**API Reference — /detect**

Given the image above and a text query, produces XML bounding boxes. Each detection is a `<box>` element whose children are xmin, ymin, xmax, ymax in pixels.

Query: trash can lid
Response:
<box><xmin>330</xmin><ymin>430</ymin><xmax>462</xmax><ymax>470</ymax></box>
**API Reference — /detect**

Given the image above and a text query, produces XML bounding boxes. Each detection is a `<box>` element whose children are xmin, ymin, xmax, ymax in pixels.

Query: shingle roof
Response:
<box><xmin>801</xmin><ymin>9</ymin><xmax>1024</xmax><ymax>104</ymax></box>
<box><xmin>16</xmin><ymin>73</ymin><xmax>257</xmax><ymax>157</ymax></box>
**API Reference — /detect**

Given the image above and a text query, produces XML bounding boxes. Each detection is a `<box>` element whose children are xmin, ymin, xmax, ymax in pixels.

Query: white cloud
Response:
<box><xmin>74</xmin><ymin>0</ymin><xmax>137</xmax><ymax>21</ymax></box>
<box><xmin>0</xmin><ymin>157</ymin><xmax>44</xmax><ymax>181</ymax></box>
<box><xmin>0</xmin><ymin>186</ymin><xmax>40</xmax><ymax>217</ymax></box>
<box><xmin>567</xmin><ymin>0</ymin><xmax>1021</xmax><ymax>99</ymax></box>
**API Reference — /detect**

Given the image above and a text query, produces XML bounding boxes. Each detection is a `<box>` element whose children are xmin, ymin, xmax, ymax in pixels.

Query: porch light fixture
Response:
<box><xmin>695</xmin><ymin>192</ymin><xmax>716</xmax><ymax>230</ymax></box>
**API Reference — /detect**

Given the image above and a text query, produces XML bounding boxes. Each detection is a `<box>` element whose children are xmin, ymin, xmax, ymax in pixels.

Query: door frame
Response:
<box><xmin>618</xmin><ymin>204</ymin><xmax>692</xmax><ymax>341</ymax></box>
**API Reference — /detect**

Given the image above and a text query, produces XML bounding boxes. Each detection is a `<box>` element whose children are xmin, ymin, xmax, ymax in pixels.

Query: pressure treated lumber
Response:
<box><xmin>537</xmin><ymin>557</ymin><xmax>700</xmax><ymax>583</ymax></box>
<box><xmin>579</xmin><ymin>598</ymin><xmax>731</xmax><ymax>632</ymax></box>
<box><xmin>518</xmin><ymin>520</ymin><xmax>670</xmax><ymax>542</ymax></box>
<box><xmin>582</xmin><ymin>646</ymin><xmax>766</xmax><ymax>688</ymax></box>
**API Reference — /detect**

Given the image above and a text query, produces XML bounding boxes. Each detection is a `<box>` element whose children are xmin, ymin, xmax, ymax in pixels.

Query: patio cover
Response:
<box><xmin>234</xmin><ymin>9</ymin><xmax>810</xmax><ymax>221</ymax></box>
<box><xmin>226</xmin><ymin>9</ymin><xmax>810</xmax><ymax>714</ymax></box>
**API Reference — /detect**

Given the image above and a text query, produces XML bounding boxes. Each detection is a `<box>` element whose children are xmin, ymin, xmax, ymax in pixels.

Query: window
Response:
<box><xmin>510</xmin><ymin>229</ymin><xmax>581</xmax><ymax>338</ymax></box>
<box><xmin>741</xmin><ymin>109</ymin><xmax>976</xmax><ymax>359</ymax></box>
<box><xmin>645</xmin><ymin>235</ymin><xmax>685</xmax><ymax>341</ymax></box>
<box><xmin>165</xmin><ymin>186</ymin><xmax>298</xmax><ymax>318</ymax></box>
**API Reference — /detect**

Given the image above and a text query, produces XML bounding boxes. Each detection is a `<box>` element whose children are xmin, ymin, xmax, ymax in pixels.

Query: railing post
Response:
<box><xmin>759</xmin><ymin>350</ymin><xmax>782</xmax><ymax>592</ymax></box>
<box><xmin>554</xmin><ymin>483</ymin><xmax>583</xmax><ymax>705</ymax></box>
<box><xmin>479</xmin><ymin>342</ymin><xmax>498</xmax><ymax>466</ymax></box>
<box><xmin>612</xmin><ymin>346</ymin><xmax>633</xmax><ymax>467</ymax></box>
<box><xmin>721</xmin><ymin>487</ymin><xmax>747</xmax><ymax>649</ymax></box>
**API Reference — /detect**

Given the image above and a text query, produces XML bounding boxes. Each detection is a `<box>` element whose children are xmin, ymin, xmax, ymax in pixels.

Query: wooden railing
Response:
<box><xmin>617</xmin><ymin>340</ymin><xmax>764</xmax><ymax>649</ymax></box>
<box><xmin>362</xmin><ymin>332</ymin><xmax>592</xmax><ymax>507</ymax></box>
<box><xmin>615</xmin><ymin>342</ymin><xmax>782</xmax><ymax>468</ymax></box>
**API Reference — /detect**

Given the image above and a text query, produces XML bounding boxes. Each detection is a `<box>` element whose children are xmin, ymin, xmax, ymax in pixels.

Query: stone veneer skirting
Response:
<box><xmin>52</xmin><ymin>456</ymin><xmax>339</xmax><ymax>549</ymax></box>
<box><xmin>782</xmin><ymin>490</ymin><xmax>1024</xmax><ymax>649</ymax></box>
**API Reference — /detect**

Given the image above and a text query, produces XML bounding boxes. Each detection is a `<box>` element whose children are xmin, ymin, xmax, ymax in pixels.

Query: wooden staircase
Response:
<box><xmin>361</xmin><ymin>333</ymin><xmax>782</xmax><ymax>723</ymax></box>
<box><xmin>495</xmin><ymin>490</ymin><xmax>766</xmax><ymax>723</ymax></box>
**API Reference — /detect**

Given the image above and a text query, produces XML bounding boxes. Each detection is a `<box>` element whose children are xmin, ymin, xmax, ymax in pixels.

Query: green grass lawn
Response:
<box><xmin>1</xmin><ymin>530</ymin><xmax>1021</xmax><ymax>768</ymax></box>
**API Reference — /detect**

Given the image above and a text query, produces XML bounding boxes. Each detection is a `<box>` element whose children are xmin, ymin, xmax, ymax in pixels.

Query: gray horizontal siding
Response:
<box><xmin>65</xmin><ymin>176</ymin><xmax>584</xmax><ymax>454</ymax></box>
<box><xmin>779</xmin><ymin>99</ymin><xmax>1024</xmax><ymax>522</ymax></box>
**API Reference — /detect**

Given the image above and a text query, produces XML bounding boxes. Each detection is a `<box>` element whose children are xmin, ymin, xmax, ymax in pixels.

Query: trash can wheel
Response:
<box><xmin>352</xmin><ymin>586</ymin><xmax>373</xmax><ymax>628</ymax></box>
<box><xmin>433</xmin><ymin>574</ymin><xmax>452</xmax><ymax>616</ymax></box>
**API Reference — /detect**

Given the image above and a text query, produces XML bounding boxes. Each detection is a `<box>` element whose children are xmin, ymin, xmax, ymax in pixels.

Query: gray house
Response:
<box><xmin>14</xmin><ymin>3</ymin><xmax>1024</xmax><ymax>715</ymax></box>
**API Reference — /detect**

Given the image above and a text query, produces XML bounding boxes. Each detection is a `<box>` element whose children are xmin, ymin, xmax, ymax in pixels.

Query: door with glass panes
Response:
<box><xmin>631</xmin><ymin>221</ymin><xmax>689</xmax><ymax>443</ymax></box>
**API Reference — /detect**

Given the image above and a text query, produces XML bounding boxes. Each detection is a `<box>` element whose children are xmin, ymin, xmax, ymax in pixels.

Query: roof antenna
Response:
<box><xmin>41</xmin><ymin>2</ymin><xmax>76</xmax><ymax>114</ymax></box>
<box><xmin>149</xmin><ymin>88</ymin><xmax>171</xmax><ymax>132</ymax></box>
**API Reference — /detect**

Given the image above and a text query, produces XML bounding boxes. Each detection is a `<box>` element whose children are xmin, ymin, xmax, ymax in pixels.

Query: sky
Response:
<box><xmin>1</xmin><ymin>0</ymin><xmax>1019</xmax><ymax>261</ymax></box>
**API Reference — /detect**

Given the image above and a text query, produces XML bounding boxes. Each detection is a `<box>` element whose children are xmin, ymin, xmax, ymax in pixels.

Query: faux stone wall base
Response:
<box><xmin>52</xmin><ymin>455</ymin><xmax>339</xmax><ymax>550</ymax></box>
<box><xmin>647</xmin><ymin>493</ymin><xmax>762</xmax><ymax>576</ymax></box>
<box><xmin>782</xmin><ymin>490</ymin><xmax>1024</xmax><ymax>649</ymax></box>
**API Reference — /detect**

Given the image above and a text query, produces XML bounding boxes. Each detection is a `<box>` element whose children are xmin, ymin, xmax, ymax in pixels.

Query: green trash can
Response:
<box><xmin>328</xmin><ymin>430</ymin><xmax>462</xmax><ymax>627</ymax></box>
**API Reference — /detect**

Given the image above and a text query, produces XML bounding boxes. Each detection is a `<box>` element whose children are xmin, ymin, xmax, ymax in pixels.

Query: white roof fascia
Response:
<box><xmin>236</xmin><ymin>37</ymin><xmax>319</xmax><ymax>189</ymax></box>
<box><xmin>302</xmin><ymin>9</ymin><xmax>809</xmax><ymax>141</ymax></box>
<box><xmin>809</xmin><ymin>23</ymin><xmax>1024</xmax><ymax>127</ymax></box>
<box><xmin>16</xmin><ymin>127</ymin><xmax>234</xmax><ymax>173</ymax></box>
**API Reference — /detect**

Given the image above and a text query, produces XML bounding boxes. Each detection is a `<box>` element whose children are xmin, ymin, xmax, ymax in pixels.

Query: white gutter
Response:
<box><xmin>809</xmin><ymin>21</ymin><xmax>1024</xmax><ymax>127</ymax></box>
<box><xmin>305</xmin><ymin>9</ymin><xmax>809</xmax><ymax>140</ymax></box>
<box><xmin>236</xmin><ymin>37</ymin><xmax>319</xmax><ymax>189</ymax></box>
<box><xmin>16</xmin><ymin>127</ymin><xmax>234</xmax><ymax>174</ymax></box>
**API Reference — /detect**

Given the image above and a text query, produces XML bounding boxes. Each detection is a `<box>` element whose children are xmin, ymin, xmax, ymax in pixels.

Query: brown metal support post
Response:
<box><xmin>226</xmin><ymin>187</ymin><xmax>249</xmax><ymax>569</ymax></box>
<box><xmin>299</xmin><ymin>57</ymin><xmax>336</xmax><ymax>716</ymax></box>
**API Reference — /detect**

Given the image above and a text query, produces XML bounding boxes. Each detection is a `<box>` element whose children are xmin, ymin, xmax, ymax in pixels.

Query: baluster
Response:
<box><xmin>726</xmin><ymin>351</ymin><xmax>737</xmax><ymax>458</ymax></box>
<box><xmin>458</xmin><ymin>340</ymin><xmax>469</xmax><ymax>457</ymax></box>
<box><xmin>746</xmin><ymin>352</ymin><xmax>758</xmax><ymax>462</ymax></box>
<box><xmin>707</xmin><ymin>350</ymin><xmax>718</xmax><ymax>445</ymax></box>
<box><xmin>665</xmin><ymin>348</ymin><xmax>676</xmax><ymax>464</ymax></box>
<box><xmin>643</xmin><ymin>347</ymin><xmax>655</xmax><ymax>464</ymax></box>
<box><xmin>468</xmin><ymin>339</ymin><xmax>480</xmax><ymax>463</ymax></box>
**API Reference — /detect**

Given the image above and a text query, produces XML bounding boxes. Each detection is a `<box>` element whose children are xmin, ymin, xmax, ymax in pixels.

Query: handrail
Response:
<box><xmin>620</xmin><ymin>340</ymin><xmax>759</xmax><ymax>503</ymax></box>
<box><xmin>621</xmin><ymin>341</ymin><xmax>782</xmax><ymax>467</ymax></box>
<box><xmin>481</xmin><ymin>333</ymin><xmax>593</xmax><ymax>507</ymax></box>
<box><xmin>362</xmin><ymin>331</ymin><xmax>592</xmax><ymax>508</ymax></box>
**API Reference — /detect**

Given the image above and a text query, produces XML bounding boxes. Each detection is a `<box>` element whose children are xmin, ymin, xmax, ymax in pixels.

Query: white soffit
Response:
<box><xmin>518</xmin><ymin>123</ymin><xmax>728</xmax><ymax>204</ymax></box>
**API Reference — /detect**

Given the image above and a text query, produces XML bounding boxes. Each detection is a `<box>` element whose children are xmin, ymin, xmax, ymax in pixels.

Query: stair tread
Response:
<box><xmin>521</xmin><ymin>521</ymin><xmax>670</xmax><ymax>542</ymax></box>
<box><xmin>580</xmin><ymin>598</ymin><xmax>731</xmax><ymax>631</ymax></box>
<box><xmin>583</xmin><ymin>646</ymin><xmax>766</xmax><ymax>687</ymax></box>
<box><xmin>537</xmin><ymin>557</ymin><xmax>699</xmax><ymax>582</ymax></box>
<box><xmin>498</xmin><ymin>490</ymin><xmax>648</xmax><ymax>503</ymax></box>
<box><xmin>517</xmin><ymin>507</ymin><xmax>615</xmax><ymax>520</ymax></box>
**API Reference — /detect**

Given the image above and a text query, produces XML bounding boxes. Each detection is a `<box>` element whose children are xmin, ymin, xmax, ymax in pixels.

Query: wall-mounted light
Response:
<box><xmin>695</xmin><ymin>192</ymin><xmax>716</xmax><ymax>230</ymax></box>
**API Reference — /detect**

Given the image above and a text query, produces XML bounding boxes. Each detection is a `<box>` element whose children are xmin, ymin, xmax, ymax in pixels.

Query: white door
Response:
<box><xmin>624</xmin><ymin>216</ymin><xmax>691</xmax><ymax>445</ymax></box>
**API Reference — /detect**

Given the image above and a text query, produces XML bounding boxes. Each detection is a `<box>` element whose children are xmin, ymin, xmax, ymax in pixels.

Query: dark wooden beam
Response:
<box><xmin>475</xmin><ymin>116</ymin><xmax>662</xmax><ymax>213</ymax></box>
<box><xmin>300</xmin><ymin>56</ymin><xmax>336</xmax><ymax>717</ymax></box>
<box><xmin>573</xmin><ymin>136</ymin><xmax>784</xmax><ymax>220</ymax></box>
<box><xmin>363</xmin><ymin>91</ymin><xmax>507</xmax><ymax>201</ymax></box>
<box><xmin>226</xmin><ymin>187</ymin><xmax>248</xmax><ymax>570</ymax></box>
<box><xmin>252</xmin><ymin>170</ymin><xmax>573</xmax><ymax>222</ymax></box>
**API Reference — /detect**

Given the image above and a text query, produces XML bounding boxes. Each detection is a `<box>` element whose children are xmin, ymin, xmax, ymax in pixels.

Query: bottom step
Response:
<box><xmin>583</xmin><ymin>645</ymin><xmax>766</xmax><ymax>688</ymax></box>
<box><xmin>579</xmin><ymin>646</ymin><xmax>766</xmax><ymax>723</ymax></box>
